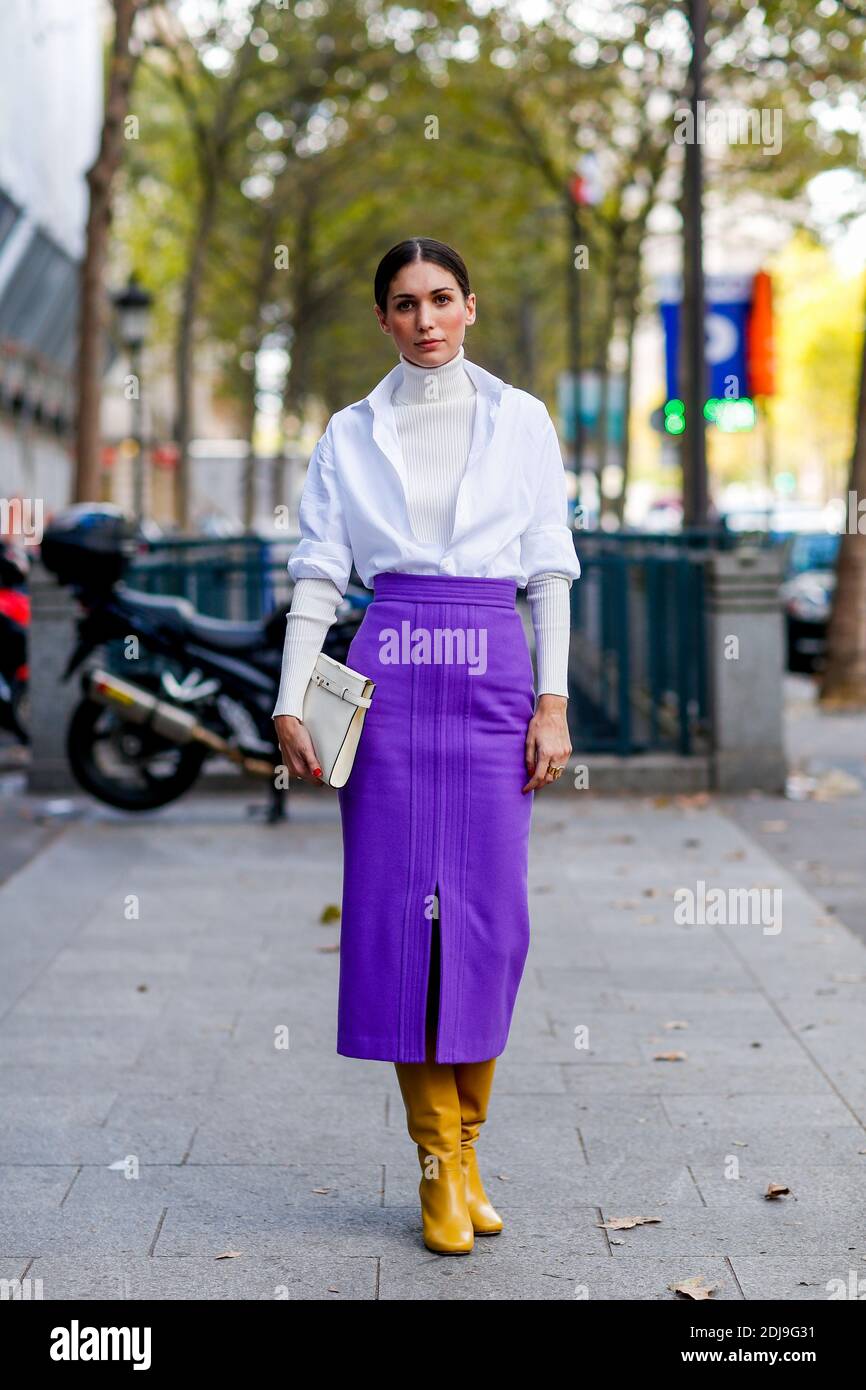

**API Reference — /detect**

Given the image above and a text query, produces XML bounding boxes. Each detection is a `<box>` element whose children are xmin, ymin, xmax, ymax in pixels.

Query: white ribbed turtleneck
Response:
<box><xmin>272</xmin><ymin>346</ymin><xmax>574</xmax><ymax>719</ymax></box>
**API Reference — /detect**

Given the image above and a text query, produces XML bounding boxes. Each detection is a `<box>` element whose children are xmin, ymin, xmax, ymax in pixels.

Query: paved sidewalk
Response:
<box><xmin>1</xmin><ymin>785</ymin><xmax>866</xmax><ymax>1302</ymax></box>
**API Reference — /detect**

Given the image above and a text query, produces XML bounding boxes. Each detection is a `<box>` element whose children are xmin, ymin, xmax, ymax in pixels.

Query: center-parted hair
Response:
<box><xmin>374</xmin><ymin>238</ymin><xmax>472</xmax><ymax>315</ymax></box>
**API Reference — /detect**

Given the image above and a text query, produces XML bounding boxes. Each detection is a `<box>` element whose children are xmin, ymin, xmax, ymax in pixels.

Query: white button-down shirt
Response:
<box><xmin>287</xmin><ymin>355</ymin><xmax>582</xmax><ymax>591</ymax></box>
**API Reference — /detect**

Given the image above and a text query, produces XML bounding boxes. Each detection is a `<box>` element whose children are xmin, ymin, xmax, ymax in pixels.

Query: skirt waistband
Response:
<box><xmin>372</xmin><ymin>572</ymin><xmax>518</xmax><ymax>608</ymax></box>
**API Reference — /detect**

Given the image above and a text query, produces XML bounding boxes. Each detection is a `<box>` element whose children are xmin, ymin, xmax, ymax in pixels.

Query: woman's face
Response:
<box><xmin>375</xmin><ymin>260</ymin><xmax>476</xmax><ymax>368</ymax></box>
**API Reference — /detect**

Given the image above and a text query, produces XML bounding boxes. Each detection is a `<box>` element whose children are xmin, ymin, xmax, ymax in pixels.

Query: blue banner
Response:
<box><xmin>658</xmin><ymin>273</ymin><xmax>753</xmax><ymax>401</ymax></box>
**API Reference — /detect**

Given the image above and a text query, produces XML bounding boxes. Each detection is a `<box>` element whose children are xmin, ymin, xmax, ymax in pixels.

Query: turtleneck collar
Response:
<box><xmin>393</xmin><ymin>343</ymin><xmax>476</xmax><ymax>405</ymax></box>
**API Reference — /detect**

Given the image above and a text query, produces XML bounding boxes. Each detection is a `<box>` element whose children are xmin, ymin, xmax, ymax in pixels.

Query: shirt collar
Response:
<box><xmin>358</xmin><ymin>354</ymin><xmax>506</xmax><ymax>524</ymax></box>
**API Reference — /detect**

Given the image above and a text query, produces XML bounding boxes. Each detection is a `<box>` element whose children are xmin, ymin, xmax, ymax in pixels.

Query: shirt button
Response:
<box><xmin>441</xmin><ymin>557</ymin><xmax>456</xmax><ymax>574</ymax></box>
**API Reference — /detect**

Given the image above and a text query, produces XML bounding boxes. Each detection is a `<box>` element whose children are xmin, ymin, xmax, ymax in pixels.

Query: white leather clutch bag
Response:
<box><xmin>302</xmin><ymin>651</ymin><xmax>375</xmax><ymax>788</ymax></box>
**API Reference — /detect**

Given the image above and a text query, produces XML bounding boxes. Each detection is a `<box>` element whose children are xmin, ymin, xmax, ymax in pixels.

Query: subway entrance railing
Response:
<box><xmin>566</xmin><ymin>529</ymin><xmax>746</xmax><ymax>758</ymax></box>
<box><xmin>125</xmin><ymin>528</ymin><xmax>763</xmax><ymax>760</ymax></box>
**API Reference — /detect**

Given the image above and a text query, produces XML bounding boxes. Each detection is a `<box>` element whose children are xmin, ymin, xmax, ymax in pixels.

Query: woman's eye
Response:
<box><xmin>396</xmin><ymin>296</ymin><xmax>451</xmax><ymax>310</ymax></box>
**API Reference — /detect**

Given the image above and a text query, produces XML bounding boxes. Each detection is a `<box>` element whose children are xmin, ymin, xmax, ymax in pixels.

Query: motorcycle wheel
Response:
<box><xmin>67</xmin><ymin>696</ymin><xmax>208</xmax><ymax>811</ymax></box>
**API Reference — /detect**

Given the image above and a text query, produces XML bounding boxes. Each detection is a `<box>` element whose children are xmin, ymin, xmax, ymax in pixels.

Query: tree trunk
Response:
<box><xmin>596</xmin><ymin>222</ymin><xmax>624</xmax><ymax>525</ymax></box>
<box><xmin>74</xmin><ymin>0</ymin><xmax>139</xmax><ymax>503</ymax></box>
<box><xmin>818</xmin><ymin>286</ymin><xmax>866</xmax><ymax>707</ymax></box>
<box><xmin>612</xmin><ymin>278</ymin><xmax>639</xmax><ymax>527</ymax></box>
<box><xmin>168</xmin><ymin>3</ymin><xmax>267</xmax><ymax>532</ymax></box>
<box><xmin>241</xmin><ymin>206</ymin><xmax>280</xmax><ymax>531</ymax></box>
<box><xmin>173</xmin><ymin>176</ymin><xmax>218</xmax><ymax>531</ymax></box>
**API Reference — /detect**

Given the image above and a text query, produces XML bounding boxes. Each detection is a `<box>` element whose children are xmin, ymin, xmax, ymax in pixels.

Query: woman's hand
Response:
<box><xmin>522</xmin><ymin>694</ymin><xmax>571</xmax><ymax>793</ymax></box>
<box><xmin>273</xmin><ymin>714</ymin><xmax>325</xmax><ymax>785</ymax></box>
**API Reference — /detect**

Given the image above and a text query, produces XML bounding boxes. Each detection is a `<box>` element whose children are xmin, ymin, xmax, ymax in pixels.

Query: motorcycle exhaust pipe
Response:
<box><xmin>86</xmin><ymin>669</ymin><xmax>276</xmax><ymax>777</ymax></box>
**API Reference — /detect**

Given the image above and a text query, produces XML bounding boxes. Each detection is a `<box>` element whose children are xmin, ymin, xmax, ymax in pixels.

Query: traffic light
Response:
<box><xmin>651</xmin><ymin>397</ymin><xmax>757</xmax><ymax>434</ymax></box>
<box><xmin>716</xmin><ymin>397</ymin><xmax>756</xmax><ymax>431</ymax></box>
<box><xmin>663</xmin><ymin>399</ymin><xmax>686</xmax><ymax>435</ymax></box>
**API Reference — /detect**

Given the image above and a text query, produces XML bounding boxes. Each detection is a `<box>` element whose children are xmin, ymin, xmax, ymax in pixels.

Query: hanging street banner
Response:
<box><xmin>656</xmin><ymin>271</ymin><xmax>775</xmax><ymax>404</ymax></box>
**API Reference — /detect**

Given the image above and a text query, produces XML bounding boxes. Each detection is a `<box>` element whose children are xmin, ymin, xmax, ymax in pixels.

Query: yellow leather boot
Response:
<box><xmin>452</xmin><ymin>1058</ymin><xmax>504</xmax><ymax>1234</ymax></box>
<box><xmin>393</xmin><ymin>1020</ymin><xmax>474</xmax><ymax>1254</ymax></box>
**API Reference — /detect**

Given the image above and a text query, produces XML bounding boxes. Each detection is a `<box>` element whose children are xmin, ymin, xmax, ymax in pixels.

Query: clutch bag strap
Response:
<box><xmin>311</xmin><ymin>668</ymin><xmax>373</xmax><ymax>708</ymax></box>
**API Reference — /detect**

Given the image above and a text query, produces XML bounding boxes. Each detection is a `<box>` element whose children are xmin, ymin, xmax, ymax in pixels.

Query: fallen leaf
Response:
<box><xmin>319</xmin><ymin>904</ymin><xmax>341</xmax><ymax>924</ymax></box>
<box><xmin>653</xmin><ymin>1051</ymin><xmax>687</xmax><ymax>1062</ymax></box>
<box><xmin>664</xmin><ymin>1021</ymin><xmax>689</xmax><ymax>1030</ymax></box>
<box><xmin>813</xmin><ymin>769</ymin><xmax>863</xmax><ymax>801</ymax></box>
<box><xmin>764</xmin><ymin>1182</ymin><xmax>791</xmax><ymax>1200</ymax></box>
<box><xmin>598</xmin><ymin>1215</ymin><xmax>662</xmax><ymax>1231</ymax></box>
<box><xmin>312</xmin><ymin>1187</ymin><xmax>333</xmax><ymax>1195</ymax></box>
<box><xmin>668</xmin><ymin>1275</ymin><xmax>717</xmax><ymax>1300</ymax></box>
<box><xmin>215</xmin><ymin>1250</ymin><xmax>243</xmax><ymax>1260</ymax></box>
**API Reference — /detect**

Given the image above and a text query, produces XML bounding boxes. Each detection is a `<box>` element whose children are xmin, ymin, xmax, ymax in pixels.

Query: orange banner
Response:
<box><xmin>748</xmin><ymin>269</ymin><xmax>775</xmax><ymax>397</ymax></box>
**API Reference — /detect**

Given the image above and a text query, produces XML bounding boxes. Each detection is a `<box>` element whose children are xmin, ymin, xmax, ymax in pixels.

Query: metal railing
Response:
<box><xmin>126</xmin><ymin>535</ymin><xmax>296</xmax><ymax>620</ymax></box>
<box><xmin>123</xmin><ymin>528</ymin><xmax>761</xmax><ymax>758</ymax></box>
<box><xmin>567</xmin><ymin>529</ymin><xmax>744</xmax><ymax>756</ymax></box>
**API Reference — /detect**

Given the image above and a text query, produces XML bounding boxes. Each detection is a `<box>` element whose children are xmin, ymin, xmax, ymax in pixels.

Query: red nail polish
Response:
<box><xmin>314</xmin><ymin>767</ymin><xmax>322</xmax><ymax>777</ymax></box>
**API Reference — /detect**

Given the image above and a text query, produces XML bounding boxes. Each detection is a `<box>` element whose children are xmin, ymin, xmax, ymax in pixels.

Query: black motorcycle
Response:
<box><xmin>39</xmin><ymin>507</ymin><xmax>365</xmax><ymax>818</ymax></box>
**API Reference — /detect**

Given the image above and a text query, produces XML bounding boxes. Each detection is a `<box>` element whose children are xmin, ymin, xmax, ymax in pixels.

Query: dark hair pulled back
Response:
<box><xmin>373</xmin><ymin>238</ymin><xmax>471</xmax><ymax>314</ymax></box>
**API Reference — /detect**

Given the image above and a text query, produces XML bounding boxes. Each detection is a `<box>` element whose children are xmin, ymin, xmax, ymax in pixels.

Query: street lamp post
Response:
<box><xmin>112</xmin><ymin>274</ymin><xmax>153</xmax><ymax>521</ymax></box>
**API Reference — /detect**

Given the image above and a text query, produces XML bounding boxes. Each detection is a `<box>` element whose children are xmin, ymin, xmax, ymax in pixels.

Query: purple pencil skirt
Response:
<box><xmin>335</xmin><ymin>571</ymin><xmax>537</xmax><ymax>1063</ymax></box>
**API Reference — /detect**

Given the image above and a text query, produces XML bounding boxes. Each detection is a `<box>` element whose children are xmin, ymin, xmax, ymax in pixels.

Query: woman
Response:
<box><xmin>273</xmin><ymin>237</ymin><xmax>581</xmax><ymax>1255</ymax></box>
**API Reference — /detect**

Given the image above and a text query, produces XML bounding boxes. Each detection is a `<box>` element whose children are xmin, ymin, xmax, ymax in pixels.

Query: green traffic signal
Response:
<box><xmin>715</xmin><ymin>397</ymin><xmax>756</xmax><ymax>431</ymax></box>
<box><xmin>660</xmin><ymin>396</ymin><xmax>757</xmax><ymax>433</ymax></box>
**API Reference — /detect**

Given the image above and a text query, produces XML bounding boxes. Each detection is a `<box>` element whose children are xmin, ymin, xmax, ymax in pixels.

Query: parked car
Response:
<box><xmin>780</xmin><ymin>531</ymin><xmax>841</xmax><ymax>673</ymax></box>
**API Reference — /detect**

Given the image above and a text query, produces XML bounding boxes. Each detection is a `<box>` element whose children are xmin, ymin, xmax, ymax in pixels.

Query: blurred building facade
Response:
<box><xmin>0</xmin><ymin>0</ymin><xmax>103</xmax><ymax>514</ymax></box>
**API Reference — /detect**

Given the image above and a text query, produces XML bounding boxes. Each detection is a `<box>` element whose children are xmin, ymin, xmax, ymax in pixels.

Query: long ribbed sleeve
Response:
<box><xmin>527</xmin><ymin>572</ymin><xmax>573</xmax><ymax>699</ymax></box>
<box><xmin>271</xmin><ymin>576</ymin><xmax>343</xmax><ymax>719</ymax></box>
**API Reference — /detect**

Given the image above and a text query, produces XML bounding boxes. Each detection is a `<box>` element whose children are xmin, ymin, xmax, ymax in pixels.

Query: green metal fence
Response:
<box><xmin>124</xmin><ymin>528</ymin><xmax>765</xmax><ymax>758</ymax></box>
<box><xmin>126</xmin><ymin>535</ymin><xmax>297</xmax><ymax>620</ymax></box>
<box><xmin>567</xmin><ymin>529</ymin><xmax>748</xmax><ymax>756</ymax></box>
